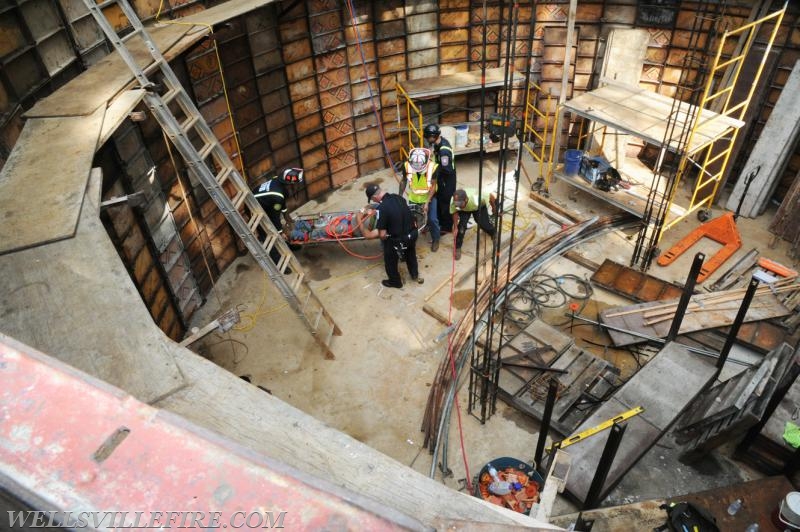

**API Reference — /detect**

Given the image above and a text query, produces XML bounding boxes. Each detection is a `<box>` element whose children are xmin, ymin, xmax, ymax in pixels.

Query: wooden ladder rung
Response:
<box><xmin>299</xmin><ymin>289</ymin><xmax>313</xmax><ymax>312</ymax></box>
<box><xmin>180</xmin><ymin>115</ymin><xmax>200</xmax><ymax>135</ymax></box>
<box><xmin>198</xmin><ymin>142</ymin><xmax>215</xmax><ymax>160</ymax></box>
<box><xmin>246</xmin><ymin>212</ymin><xmax>264</xmax><ymax>233</ymax></box>
<box><xmin>215</xmin><ymin>167</ymin><xmax>233</xmax><ymax>186</ymax></box>
<box><xmin>162</xmin><ymin>87</ymin><xmax>181</xmax><ymax>105</ymax></box>
<box><xmin>231</xmin><ymin>190</ymin><xmax>248</xmax><ymax>209</ymax></box>
<box><xmin>261</xmin><ymin>233</ymin><xmax>278</xmax><ymax>252</ymax></box>
<box><xmin>291</xmin><ymin>272</ymin><xmax>305</xmax><ymax>291</ymax></box>
<box><xmin>119</xmin><ymin>28</ymin><xmax>142</xmax><ymax>44</ymax></box>
<box><xmin>312</xmin><ymin>307</ymin><xmax>324</xmax><ymax>331</ymax></box>
<box><xmin>143</xmin><ymin>59</ymin><xmax>164</xmax><ymax>77</ymax></box>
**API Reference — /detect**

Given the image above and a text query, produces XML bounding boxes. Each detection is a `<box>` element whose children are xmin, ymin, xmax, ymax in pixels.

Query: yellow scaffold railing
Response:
<box><xmin>663</xmin><ymin>5</ymin><xmax>787</xmax><ymax>231</ymax></box>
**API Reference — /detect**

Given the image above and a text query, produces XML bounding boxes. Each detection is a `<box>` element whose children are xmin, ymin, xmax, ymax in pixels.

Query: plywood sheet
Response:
<box><xmin>399</xmin><ymin>67</ymin><xmax>524</xmax><ymax>99</ymax></box>
<box><xmin>0</xmin><ymin>109</ymin><xmax>104</xmax><ymax>255</ymax></box>
<box><xmin>25</xmin><ymin>23</ymin><xmax>201</xmax><ymax>118</ymax></box>
<box><xmin>565</xmin><ymin>342</ymin><xmax>717</xmax><ymax>503</ymax></box>
<box><xmin>98</xmin><ymin>89</ymin><xmax>145</xmax><ymax>146</ymax></box>
<box><xmin>725</xmin><ymin>60</ymin><xmax>800</xmax><ymax>217</ymax></box>
<box><xmin>562</xmin><ymin>81</ymin><xmax>744</xmax><ymax>155</ymax></box>
<box><xmin>0</xmin><ymin>172</ymin><xmax>184</xmax><ymax>403</ymax></box>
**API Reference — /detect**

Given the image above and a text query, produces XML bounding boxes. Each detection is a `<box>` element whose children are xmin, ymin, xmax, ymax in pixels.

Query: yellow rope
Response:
<box><xmin>234</xmin><ymin>272</ymin><xmax>289</xmax><ymax>332</ymax></box>
<box><xmin>154</xmin><ymin>1</ymin><xmax>247</xmax><ymax>180</ymax></box>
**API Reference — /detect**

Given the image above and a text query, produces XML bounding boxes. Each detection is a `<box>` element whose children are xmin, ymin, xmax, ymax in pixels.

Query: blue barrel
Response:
<box><xmin>474</xmin><ymin>457</ymin><xmax>544</xmax><ymax>515</ymax></box>
<box><xmin>564</xmin><ymin>149</ymin><xmax>583</xmax><ymax>175</ymax></box>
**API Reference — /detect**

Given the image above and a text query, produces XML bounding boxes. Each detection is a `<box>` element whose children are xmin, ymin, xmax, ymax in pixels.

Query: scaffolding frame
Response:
<box><xmin>522</xmin><ymin>81</ymin><xmax>558</xmax><ymax>185</ymax></box>
<box><xmin>664</xmin><ymin>6</ymin><xmax>787</xmax><ymax>231</ymax></box>
<box><xmin>548</xmin><ymin>5</ymin><xmax>786</xmax><ymax>269</ymax></box>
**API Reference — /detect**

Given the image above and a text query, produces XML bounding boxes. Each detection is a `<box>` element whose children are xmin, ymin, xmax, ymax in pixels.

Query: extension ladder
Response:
<box><xmin>83</xmin><ymin>0</ymin><xmax>340</xmax><ymax>358</ymax></box>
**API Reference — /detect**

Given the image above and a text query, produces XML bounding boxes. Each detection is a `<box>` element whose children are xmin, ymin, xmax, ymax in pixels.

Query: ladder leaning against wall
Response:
<box><xmin>82</xmin><ymin>0</ymin><xmax>341</xmax><ymax>358</ymax></box>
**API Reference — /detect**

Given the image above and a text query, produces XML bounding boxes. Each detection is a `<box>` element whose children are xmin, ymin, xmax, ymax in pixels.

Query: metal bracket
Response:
<box><xmin>100</xmin><ymin>191</ymin><xmax>146</xmax><ymax>209</ymax></box>
<box><xmin>179</xmin><ymin>308</ymin><xmax>241</xmax><ymax>347</ymax></box>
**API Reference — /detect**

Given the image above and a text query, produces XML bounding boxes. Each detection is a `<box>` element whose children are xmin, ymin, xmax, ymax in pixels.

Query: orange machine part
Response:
<box><xmin>657</xmin><ymin>212</ymin><xmax>742</xmax><ymax>283</ymax></box>
<box><xmin>757</xmin><ymin>257</ymin><xmax>798</xmax><ymax>278</ymax></box>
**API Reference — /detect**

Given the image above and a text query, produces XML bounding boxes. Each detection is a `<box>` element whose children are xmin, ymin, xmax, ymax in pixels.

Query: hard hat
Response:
<box><xmin>280</xmin><ymin>168</ymin><xmax>304</xmax><ymax>184</ymax></box>
<box><xmin>407</xmin><ymin>148</ymin><xmax>430</xmax><ymax>173</ymax></box>
<box><xmin>423</xmin><ymin>124</ymin><xmax>440</xmax><ymax>140</ymax></box>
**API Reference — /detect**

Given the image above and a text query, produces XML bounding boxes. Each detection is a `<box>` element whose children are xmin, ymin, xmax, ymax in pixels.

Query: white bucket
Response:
<box><xmin>454</xmin><ymin>124</ymin><xmax>469</xmax><ymax>148</ymax></box>
<box><xmin>439</xmin><ymin>126</ymin><xmax>456</xmax><ymax>148</ymax></box>
<box><xmin>778</xmin><ymin>492</ymin><xmax>800</xmax><ymax>530</ymax></box>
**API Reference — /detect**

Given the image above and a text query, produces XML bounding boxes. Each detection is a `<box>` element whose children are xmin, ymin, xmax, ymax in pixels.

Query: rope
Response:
<box><xmin>444</xmin><ymin>217</ymin><xmax>472</xmax><ymax>493</ymax></box>
<box><xmin>327</xmin><ymin>213</ymin><xmax>382</xmax><ymax>260</ymax></box>
<box><xmin>234</xmin><ymin>275</ymin><xmax>289</xmax><ymax>333</ymax></box>
<box><xmin>156</xmin><ymin>1</ymin><xmax>247</xmax><ymax>180</ymax></box>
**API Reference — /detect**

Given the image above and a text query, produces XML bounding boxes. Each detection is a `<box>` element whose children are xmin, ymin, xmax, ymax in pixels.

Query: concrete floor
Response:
<box><xmin>188</xmin><ymin>149</ymin><xmax>798</xmax><ymax>522</ymax></box>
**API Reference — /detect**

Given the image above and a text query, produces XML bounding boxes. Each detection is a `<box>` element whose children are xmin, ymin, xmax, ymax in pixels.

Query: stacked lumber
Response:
<box><xmin>600</xmin><ymin>279</ymin><xmax>799</xmax><ymax>347</ymax></box>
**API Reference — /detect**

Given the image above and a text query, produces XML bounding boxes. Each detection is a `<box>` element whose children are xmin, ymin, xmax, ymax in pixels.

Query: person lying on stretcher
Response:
<box><xmin>288</xmin><ymin>204</ymin><xmax>379</xmax><ymax>243</ymax></box>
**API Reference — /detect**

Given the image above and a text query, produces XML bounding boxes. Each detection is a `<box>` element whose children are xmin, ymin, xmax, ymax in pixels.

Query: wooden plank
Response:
<box><xmin>0</xmin><ymin>171</ymin><xmax>185</xmax><ymax>402</ymax></box>
<box><xmin>399</xmin><ymin>67</ymin><xmax>524</xmax><ymax>99</ymax></box>
<box><xmin>565</xmin><ymin>342</ymin><xmax>717</xmax><ymax>503</ymax></box>
<box><xmin>601</xmin><ymin>290</ymin><xmax>792</xmax><ymax>347</ymax></box>
<box><xmin>25</xmin><ymin>24</ymin><xmax>201</xmax><ymax>118</ymax></box>
<box><xmin>0</xmin><ymin>109</ymin><xmax>105</xmax><ymax>255</ymax></box>
<box><xmin>726</xmin><ymin>60</ymin><xmax>800</xmax><ymax>218</ymax></box>
<box><xmin>98</xmin><ymin>89</ymin><xmax>145</xmax><ymax>147</ymax></box>
<box><xmin>562</xmin><ymin>81</ymin><xmax>743</xmax><ymax>155</ymax></box>
<box><xmin>553</xmin><ymin>476</ymin><xmax>795</xmax><ymax>532</ymax></box>
<box><xmin>600</xmin><ymin>29</ymin><xmax>649</xmax><ymax>170</ymax></box>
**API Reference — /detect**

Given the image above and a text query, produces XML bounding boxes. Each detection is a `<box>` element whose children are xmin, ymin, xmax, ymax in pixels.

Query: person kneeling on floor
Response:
<box><xmin>450</xmin><ymin>188</ymin><xmax>497</xmax><ymax>260</ymax></box>
<box><xmin>365</xmin><ymin>184</ymin><xmax>424</xmax><ymax>288</ymax></box>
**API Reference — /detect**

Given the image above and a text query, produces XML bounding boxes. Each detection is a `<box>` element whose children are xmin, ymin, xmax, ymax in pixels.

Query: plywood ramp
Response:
<box><xmin>25</xmin><ymin>23</ymin><xmax>200</xmax><ymax>118</ymax></box>
<box><xmin>564</xmin><ymin>342</ymin><xmax>717</xmax><ymax>504</ymax></box>
<box><xmin>0</xmin><ymin>110</ymin><xmax>104</xmax><ymax>255</ymax></box>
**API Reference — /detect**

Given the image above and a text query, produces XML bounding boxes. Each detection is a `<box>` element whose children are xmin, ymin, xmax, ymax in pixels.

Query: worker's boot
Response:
<box><xmin>455</xmin><ymin>248</ymin><xmax>461</xmax><ymax>260</ymax></box>
<box><xmin>431</xmin><ymin>239</ymin><xmax>439</xmax><ymax>252</ymax></box>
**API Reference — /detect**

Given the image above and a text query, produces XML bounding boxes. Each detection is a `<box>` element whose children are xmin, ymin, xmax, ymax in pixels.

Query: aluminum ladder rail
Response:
<box><xmin>83</xmin><ymin>0</ymin><xmax>340</xmax><ymax>358</ymax></box>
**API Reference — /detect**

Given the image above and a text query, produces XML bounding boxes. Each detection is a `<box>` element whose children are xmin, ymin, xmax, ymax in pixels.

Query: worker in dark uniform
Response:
<box><xmin>252</xmin><ymin>168</ymin><xmax>304</xmax><ymax>269</ymax></box>
<box><xmin>450</xmin><ymin>188</ymin><xmax>497</xmax><ymax>260</ymax></box>
<box><xmin>366</xmin><ymin>184</ymin><xmax>424</xmax><ymax>288</ymax></box>
<box><xmin>425</xmin><ymin>124</ymin><xmax>457</xmax><ymax>235</ymax></box>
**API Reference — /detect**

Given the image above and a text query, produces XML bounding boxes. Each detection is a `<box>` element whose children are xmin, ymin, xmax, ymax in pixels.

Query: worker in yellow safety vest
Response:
<box><xmin>400</xmin><ymin>147</ymin><xmax>440</xmax><ymax>251</ymax></box>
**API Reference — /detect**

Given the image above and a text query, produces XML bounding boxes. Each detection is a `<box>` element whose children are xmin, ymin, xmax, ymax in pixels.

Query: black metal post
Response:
<box><xmin>535</xmin><ymin>378</ymin><xmax>559</xmax><ymax>472</ymax></box>
<box><xmin>666</xmin><ymin>252</ymin><xmax>705</xmax><ymax>342</ymax></box>
<box><xmin>574</xmin><ymin>513</ymin><xmax>594</xmax><ymax>532</ymax></box>
<box><xmin>783</xmin><ymin>445</ymin><xmax>800</xmax><ymax>477</ymax></box>
<box><xmin>717</xmin><ymin>277</ymin><xmax>759</xmax><ymax>370</ymax></box>
<box><xmin>583</xmin><ymin>422</ymin><xmax>627</xmax><ymax>510</ymax></box>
